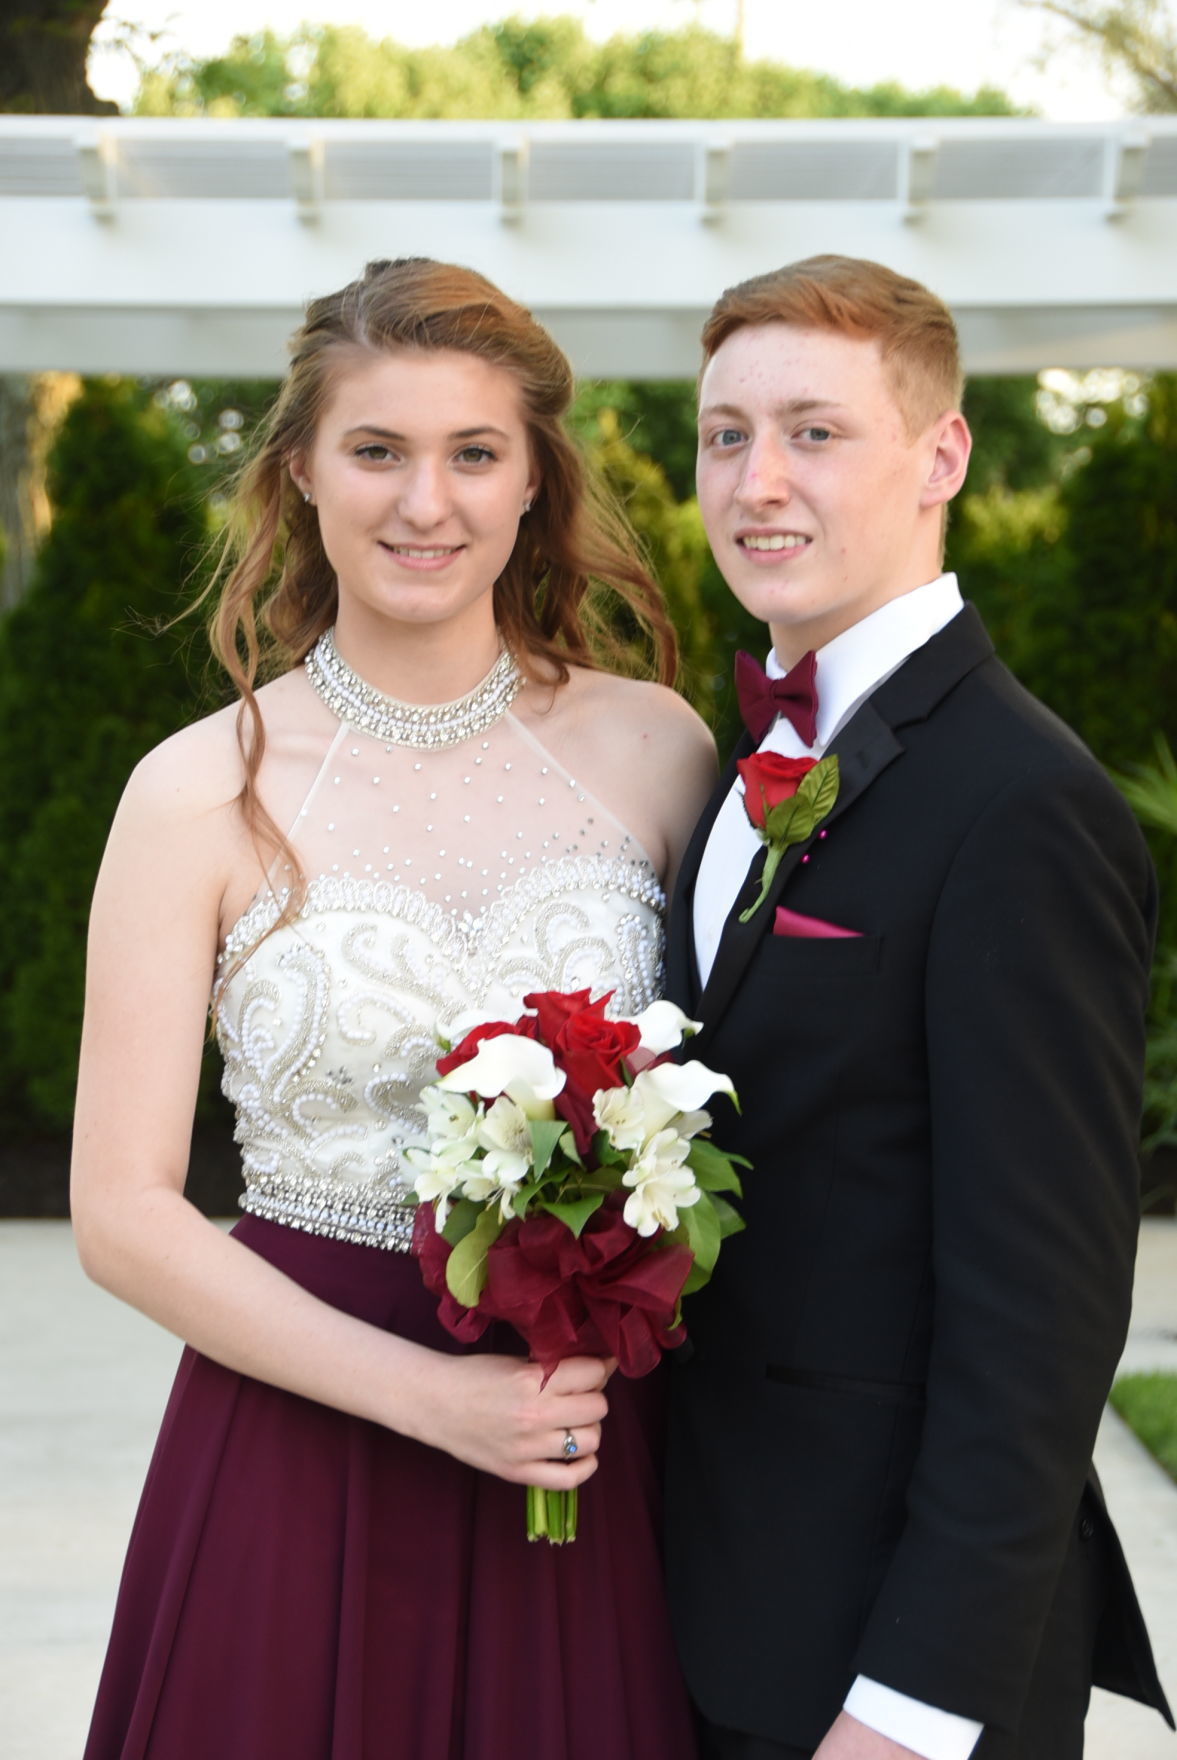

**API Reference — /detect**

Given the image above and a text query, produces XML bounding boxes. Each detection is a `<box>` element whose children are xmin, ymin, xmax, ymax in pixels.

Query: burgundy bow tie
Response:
<box><xmin>734</xmin><ymin>648</ymin><xmax>819</xmax><ymax>745</ymax></box>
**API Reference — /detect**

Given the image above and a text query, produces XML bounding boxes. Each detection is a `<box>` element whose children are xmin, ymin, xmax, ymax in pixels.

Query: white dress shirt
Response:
<box><xmin>692</xmin><ymin>574</ymin><xmax>982</xmax><ymax>1760</ymax></box>
<box><xmin>693</xmin><ymin>574</ymin><xmax>964</xmax><ymax>988</ymax></box>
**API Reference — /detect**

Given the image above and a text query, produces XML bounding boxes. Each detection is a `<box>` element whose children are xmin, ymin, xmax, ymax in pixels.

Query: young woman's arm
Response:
<box><xmin>70</xmin><ymin>725</ymin><xmax>608</xmax><ymax>1488</ymax></box>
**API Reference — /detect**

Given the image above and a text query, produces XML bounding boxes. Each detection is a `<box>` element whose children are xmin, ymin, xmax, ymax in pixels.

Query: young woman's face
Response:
<box><xmin>296</xmin><ymin>346</ymin><xmax>539</xmax><ymax>650</ymax></box>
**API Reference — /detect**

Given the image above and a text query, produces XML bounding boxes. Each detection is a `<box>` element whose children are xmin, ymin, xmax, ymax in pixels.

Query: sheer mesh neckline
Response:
<box><xmin>218</xmin><ymin>702</ymin><xmax>660</xmax><ymax>967</ymax></box>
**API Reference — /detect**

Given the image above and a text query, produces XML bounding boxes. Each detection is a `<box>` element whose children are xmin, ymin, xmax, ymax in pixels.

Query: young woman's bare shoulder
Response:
<box><xmin>122</xmin><ymin>701</ymin><xmax>244</xmax><ymax>825</ymax></box>
<box><xmin>534</xmin><ymin>666</ymin><xmax>704</xmax><ymax>735</ymax></box>
<box><xmin>120</xmin><ymin>670</ymin><xmax>309</xmax><ymax>824</ymax></box>
<box><xmin>560</xmin><ymin>669</ymin><xmax>715</xmax><ymax>766</ymax></box>
<box><xmin>516</xmin><ymin>666</ymin><xmax>717</xmax><ymax>883</ymax></box>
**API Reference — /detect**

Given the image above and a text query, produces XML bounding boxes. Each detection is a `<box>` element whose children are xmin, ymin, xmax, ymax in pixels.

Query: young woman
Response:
<box><xmin>72</xmin><ymin>257</ymin><xmax>716</xmax><ymax>1759</ymax></box>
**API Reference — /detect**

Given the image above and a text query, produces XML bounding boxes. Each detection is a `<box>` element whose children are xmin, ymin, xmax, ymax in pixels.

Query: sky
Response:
<box><xmin>87</xmin><ymin>0</ymin><xmax>1131</xmax><ymax>119</ymax></box>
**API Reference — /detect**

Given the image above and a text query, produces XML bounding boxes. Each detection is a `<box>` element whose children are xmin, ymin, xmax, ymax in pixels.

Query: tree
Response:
<box><xmin>0</xmin><ymin>0</ymin><xmax>115</xmax><ymax>610</ymax></box>
<box><xmin>0</xmin><ymin>379</ymin><xmax>215</xmax><ymax>1129</ymax></box>
<box><xmin>570</xmin><ymin>385</ymin><xmax>768</xmax><ymax>744</ymax></box>
<box><xmin>134</xmin><ymin>20</ymin><xmax>1021</xmax><ymax>122</ymax></box>
<box><xmin>1022</xmin><ymin>0</ymin><xmax>1177</xmax><ymax>110</ymax></box>
<box><xmin>1049</xmin><ymin>376</ymin><xmax>1177</xmax><ymax>764</ymax></box>
<box><xmin>0</xmin><ymin>0</ymin><xmax>116</xmax><ymax>114</ymax></box>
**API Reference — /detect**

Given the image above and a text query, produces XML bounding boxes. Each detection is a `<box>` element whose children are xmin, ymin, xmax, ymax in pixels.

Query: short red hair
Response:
<box><xmin>701</xmin><ymin>254</ymin><xmax>964</xmax><ymax>436</ymax></box>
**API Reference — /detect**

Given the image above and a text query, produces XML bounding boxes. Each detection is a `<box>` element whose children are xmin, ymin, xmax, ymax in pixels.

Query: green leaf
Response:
<box><xmin>538</xmin><ymin>1191</ymin><xmax>606</xmax><ymax>1237</ymax></box>
<box><xmin>440</xmin><ymin>1196</ymin><xmax>481</xmax><ymax>1247</ymax></box>
<box><xmin>800</xmin><ymin>752</ymin><xmax>840</xmax><ymax>820</ymax></box>
<box><xmin>763</xmin><ymin>795</ymin><xmax>809</xmax><ymax>848</ymax></box>
<box><xmin>529</xmin><ymin>1117</ymin><xmax>568</xmax><ymax>1181</ymax></box>
<box><xmin>592</xmin><ymin>1131</ymin><xmax>628</xmax><ymax>1168</ymax></box>
<box><xmin>686</xmin><ymin>1136</ymin><xmax>745</xmax><ymax>1195</ymax></box>
<box><xmin>680</xmin><ymin>1259</ymin><xmax>710</xmax><ymax>1296</ymax></box>
<box><xmin>444</xmin><ymin>1205</ymin><xmax>504</xmax><ymax>1307</ymax></box>
<box><xmin>709</xmin><ymin>1193</ymin><xmax>746</xmax><ymax>1239</ymax></box>
<box><xmin>681</xmin><ymin>1193</ymin><xmax>722</xmax><ymax>1279</ymax></box>
<box><xmin>558</xmin><ymin>1128</ymin><xmax>585</xmax><ymax>1167</ymax></box>
<box><xmin>762</xmin><ymin>793</ymin><xmax>808</xmax><ymax>845</ymax></box>
<box><xmin>510</xmin><ymin>1178</ymin><xmax>544</xmax><ymax>1218</ymax></box>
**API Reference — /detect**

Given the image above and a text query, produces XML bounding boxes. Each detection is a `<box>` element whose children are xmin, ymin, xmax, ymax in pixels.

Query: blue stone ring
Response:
<box><xmin>561</xmin><ymin>1429</ymin><xmax>578</xmax><ymax>1460</ymax></box>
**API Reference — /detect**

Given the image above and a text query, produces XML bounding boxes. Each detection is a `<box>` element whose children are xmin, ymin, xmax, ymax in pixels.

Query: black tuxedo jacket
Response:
<box><xmin>664</xmin><ymin>606</ymin><xmax>1173</xmax><ymax>1752</ymax></box>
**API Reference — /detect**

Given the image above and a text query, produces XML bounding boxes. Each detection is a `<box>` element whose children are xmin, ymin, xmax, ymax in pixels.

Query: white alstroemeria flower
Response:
<box><xmin>474</xmin><ymin>1096</ymin><xmax>533</xmax><ymax>1189</ymax></box>
<box><xmin>632</xmin><ymin>1000</ymin><xmax>703</xmax><ymax>1055</ymax></box>
<box><xmin>621</xmin><ymin>1128</ymin><xmax>701</xmax><ymax>1236</ymax></box>
<box><xmin>437</xmin><ymin>1034</ymin><xmax>564</xmax><ymax>1118</ymax></box>
<box><xmin>405</xmin><ymin>1145</ymin><xmax>477</xmax><ymax>1228</ymax></box>
<box><xmin>461</xmin><ymin>1162</ymin><xmax>526</xmax><ymax>1221</ymax></box>
<box><xmin>594</xmin><ymin>1066</ymin><xmax>711</xmax><ymax>1150</ymax></box>
<box><xmin>436</xmin><ymin>1096</ymin><xmax>532</xmax><ymax>1219</ymax></box>
<box><xmin>475</xmin><ymin>1093</ymin><xmax>532</xmax><ymax>1155</ymax></box>
<box><xmin>418</xmin><ymin>1085</ymin><xmax>479</xmax><ymax>1145</ymax></box>
<box><xmin>592</xmin><ymin>1082</ymin><xmax>651</xmax><ymax>1153</ymax></box>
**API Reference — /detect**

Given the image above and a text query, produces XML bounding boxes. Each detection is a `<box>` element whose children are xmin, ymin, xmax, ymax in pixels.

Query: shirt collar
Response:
<box><xmin>766</xmin><ymin>574</ymin><xmax>964</xmax><ymax>748</ymax></box>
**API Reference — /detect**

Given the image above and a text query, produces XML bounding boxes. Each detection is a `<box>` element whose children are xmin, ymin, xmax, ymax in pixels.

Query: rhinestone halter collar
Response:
<box><xmin>304</xmin><ymin>628</ymin><xmax>523</xmax><ymax>750</ymax></box>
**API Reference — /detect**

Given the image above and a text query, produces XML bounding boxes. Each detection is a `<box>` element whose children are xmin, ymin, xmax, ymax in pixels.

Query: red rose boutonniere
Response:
<box><xmin>737</xmin><ymin>750</ymin><xmax>840</xmax><ymax>923</ymax></box>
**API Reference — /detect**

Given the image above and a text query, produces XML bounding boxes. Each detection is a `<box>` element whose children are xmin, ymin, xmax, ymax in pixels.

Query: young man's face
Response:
<box><xmin>696</xmin><ymin>322</ymin><xmax>968</xmax><ymax>663</ymax></box>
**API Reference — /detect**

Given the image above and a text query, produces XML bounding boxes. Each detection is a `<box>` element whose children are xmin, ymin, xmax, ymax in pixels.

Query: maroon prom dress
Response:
<box><xmin>83</xmin><ymin>646</ymin><xmax>697</xmax><ymax>1759</ymax></box>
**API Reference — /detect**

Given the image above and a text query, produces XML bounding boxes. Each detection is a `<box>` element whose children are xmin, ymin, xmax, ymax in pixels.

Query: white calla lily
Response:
<box><xmin>640</xmin><ymin>1058</ymin><xmax>735</xmax><ymax>1116</ymax></box>
<box><xmin>437</xmin><ymin>1033</ymin><xmax>564</xmax><ymax>1116</ymax></box>
<box><xmin>632</xmin><ymin>1000</ymin><xmax>702</xmax><ymax>1054</ymax></box>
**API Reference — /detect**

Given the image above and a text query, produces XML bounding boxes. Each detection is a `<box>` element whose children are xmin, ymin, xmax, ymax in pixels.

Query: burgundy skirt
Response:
<box><xmin>83</xmin><ymin>1214</ymin><xmax>697</xmax><ymax>1760</ymax></box>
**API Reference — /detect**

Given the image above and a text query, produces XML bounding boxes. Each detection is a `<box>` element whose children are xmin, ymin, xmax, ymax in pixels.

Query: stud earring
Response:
<box><xmin>302</xmin><ymin>490</ymin><xmax>313</xmax><ymax>505</ymax></box>
<box><xmin>521</xmin><ymin>498</ymin><xmax>532</xmax><ymax>514</ymax></box>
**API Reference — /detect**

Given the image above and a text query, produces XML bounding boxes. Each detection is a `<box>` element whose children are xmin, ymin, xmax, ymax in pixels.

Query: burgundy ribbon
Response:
<box><xmin>414</xmin><ymin>1196</ymin><xmax>692</xmax><ymax>1380</ymax></box>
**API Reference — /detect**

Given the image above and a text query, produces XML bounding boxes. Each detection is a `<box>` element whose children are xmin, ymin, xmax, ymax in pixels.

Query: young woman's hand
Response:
<box><xmin>402</xmin><ymin>1350</ymin><xmax>613</xmax><ymax>1486</ymax></box>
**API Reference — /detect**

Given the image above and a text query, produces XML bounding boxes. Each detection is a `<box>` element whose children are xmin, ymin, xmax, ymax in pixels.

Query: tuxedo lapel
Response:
<box><xmin>691</xmin><ymin>605</ymin><xmax>996</xmax><ymax>1046</ymax></box>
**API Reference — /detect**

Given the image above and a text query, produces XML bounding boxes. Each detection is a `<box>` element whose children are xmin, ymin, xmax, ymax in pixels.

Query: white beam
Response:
<box><xmin>2</xmin><ymin>118</ymin><xmax>1177</xmax><ymax>377</ymax></box>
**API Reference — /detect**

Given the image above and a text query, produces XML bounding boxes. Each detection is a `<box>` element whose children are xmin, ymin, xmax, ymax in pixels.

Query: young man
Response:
<box><xmin>664</xmin><ymin>256</ymin><xmax>1173</xmax><ymax>1760</ymax></box>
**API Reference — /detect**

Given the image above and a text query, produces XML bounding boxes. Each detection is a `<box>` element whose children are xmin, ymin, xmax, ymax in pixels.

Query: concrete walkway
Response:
<box><xmin>2</xmin><ymin>1219</ymin><xmax>1176</xmax><ymax>1759</ymax></box>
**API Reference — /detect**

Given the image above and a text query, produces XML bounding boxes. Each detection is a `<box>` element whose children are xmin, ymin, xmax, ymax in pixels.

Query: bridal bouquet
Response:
<box><xmin>407</xmin><ymin>988</ymin><xmax>745</xmax><ymax>1542</ymax></box>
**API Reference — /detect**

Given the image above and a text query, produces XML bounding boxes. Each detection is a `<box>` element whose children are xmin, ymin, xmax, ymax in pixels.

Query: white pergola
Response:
<box><xmin>2</xmin><ymin>115</ymin><xmax>1177</xmax><ymax>379</ymax></box>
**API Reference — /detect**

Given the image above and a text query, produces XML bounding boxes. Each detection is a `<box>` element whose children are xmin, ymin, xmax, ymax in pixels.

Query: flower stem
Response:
<box><xmin>526</xmin><ymin>1483</ymin><xmax>578</xmax><ymax>1543</ymax></box>
<box><xmin>738</xmin><ymin>843</ymin><xmax>784</xmax><ymax>924</ymax></box>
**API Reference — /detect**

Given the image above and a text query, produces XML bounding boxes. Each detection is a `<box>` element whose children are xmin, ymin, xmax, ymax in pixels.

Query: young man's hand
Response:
<box><xmin>813</xmin><ymin>1713</ymin><xmax>925</xmax><ymax>1760</ymax></box>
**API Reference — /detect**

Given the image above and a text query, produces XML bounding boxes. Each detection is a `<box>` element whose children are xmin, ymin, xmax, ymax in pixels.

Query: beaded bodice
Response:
<box><xmin>214</xmin><ymin>674</ymin><xmax>664</xmax><ymax>1249</ymax></box>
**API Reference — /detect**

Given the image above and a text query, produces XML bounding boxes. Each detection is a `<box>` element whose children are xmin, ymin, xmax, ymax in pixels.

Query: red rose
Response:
<box><xmin>737</xmin><ymin>752</ymin><xmax>818</xmax><ymax>832</ymax></box>
<box><xmin>436</xmin><ymin>1015</ymin><xmax>537</xmax><ymax>1078</ymax></box>
<box><xmin>554</xmin><ymin>1007</ymin><xmax>640</xmax><ymax>1099</ymax></box>
<box><xmin>521</xmin><ymin>988</ymin><xmax>598</xmax><ymax>1041</ymax></box>
<box><xmin>523</xmin><ymin>989</ymin><xmax>640</xmax><ymax>1152</ymax></box>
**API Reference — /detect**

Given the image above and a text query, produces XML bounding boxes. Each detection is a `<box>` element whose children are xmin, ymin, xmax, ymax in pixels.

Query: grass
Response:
<box><xmin>1109</xmin><ymin>1373</ymin><xmax>1177</xmax><ymax>1484</ymax></box>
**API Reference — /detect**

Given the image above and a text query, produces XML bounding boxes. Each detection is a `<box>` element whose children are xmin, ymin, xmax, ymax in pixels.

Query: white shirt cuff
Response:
<box><xmin>844</xmin><ymin>1676</ymin><xmax>983</xmax><ymax>1760</ymax></box>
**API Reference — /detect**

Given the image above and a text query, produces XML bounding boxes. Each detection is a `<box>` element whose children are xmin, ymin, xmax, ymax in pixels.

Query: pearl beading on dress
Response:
<box><xmin>304</xmin><ymin>628</ymin><xmax>522</xmax><ymax>750</ymax></box>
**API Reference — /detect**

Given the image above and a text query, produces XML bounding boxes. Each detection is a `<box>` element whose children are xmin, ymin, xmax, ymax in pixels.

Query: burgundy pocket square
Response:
<box><xmin>772</xmin><ymin>906</ymin><xmax>862</xmax><ymax>940</ymax></box>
